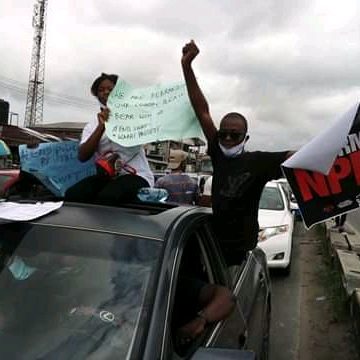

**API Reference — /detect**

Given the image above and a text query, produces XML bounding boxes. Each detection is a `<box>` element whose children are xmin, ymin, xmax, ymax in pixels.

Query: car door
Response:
<box><xmin>235</xmin><ymin>250</ymin><xmax>270</xmax><ymax>356</ymax></box>
<box><xmin>196</xmin><ymin>223</ymin><xmax>248</xmax><ymax>352</ymax></box>
<box><xmin>160</xmin><ymin>216</ymin><xmax>248</xmax><ymax>360</ymax></box>
<box><xmin>203</xmin><ymin>222</ymin><xmax>270</xmax><ymax>357</ymax></box>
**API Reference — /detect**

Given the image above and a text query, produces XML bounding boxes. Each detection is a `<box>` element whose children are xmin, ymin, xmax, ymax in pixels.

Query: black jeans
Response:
<box><xmin>65</xmin><ymin>174</ymin><xmax>149</xmax><ymax>205</ymax></box>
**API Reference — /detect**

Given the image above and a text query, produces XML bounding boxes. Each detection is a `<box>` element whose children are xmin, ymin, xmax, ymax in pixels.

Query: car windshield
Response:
<box><xmin>259</xmin><ymin>186</ymin><xmax>284</xmax><ymax>210</ymax></box>
<box><xmin>0</xmin><ymin>223</ymin><xmax>162</xmax><ymax>360</ymax></box>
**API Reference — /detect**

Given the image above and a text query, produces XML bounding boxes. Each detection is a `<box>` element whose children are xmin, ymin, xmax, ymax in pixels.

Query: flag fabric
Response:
<box><xmin>282</xmin><ymin>102</ymin><xmax>360</xmax><ymax>228</ymax></box>
<box><xmin>19</xmin><ymin>141</ymin><xmax>96</xmax><ymax>197</ymax></box>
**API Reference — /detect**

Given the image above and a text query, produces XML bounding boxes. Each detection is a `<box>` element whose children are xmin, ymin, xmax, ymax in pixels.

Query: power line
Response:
<box><xmin>0</xmin><ymin>75</ymin><xmax>95</xmax><ymax>109</ymax></box>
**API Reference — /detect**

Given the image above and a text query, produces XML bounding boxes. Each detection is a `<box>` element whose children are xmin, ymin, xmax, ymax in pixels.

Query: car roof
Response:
<box><xmin>265</xmin><ymin>180</ymin><xmax>280</xmax><ymax>188</ymax></box>
<box><xmin>24</xmin><ymin>201</ymin><xmax>199</xmax><ymax>241</ymax></box>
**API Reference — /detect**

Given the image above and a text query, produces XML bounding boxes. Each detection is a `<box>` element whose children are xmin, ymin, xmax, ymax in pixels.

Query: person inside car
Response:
<box><xmin>173</xmin><ymin>276</ymin><xmax>235</xmax><ymax>355</ymax></box>
<box><xmin>181</xmin><ymin>40</ymin><xmax>294</xmax><ymax>266</ymax></box>
<box><xmin>65</xmin><ymin>73</ymin><xmax>154</xmax><ymax>205</ymax></box>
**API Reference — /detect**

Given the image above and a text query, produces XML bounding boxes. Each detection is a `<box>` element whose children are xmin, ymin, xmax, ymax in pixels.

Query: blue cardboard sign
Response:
<box><xmin>19</xmin><ymin>141</ymin><xmax>96</xmax><ymax>197</ymax></box>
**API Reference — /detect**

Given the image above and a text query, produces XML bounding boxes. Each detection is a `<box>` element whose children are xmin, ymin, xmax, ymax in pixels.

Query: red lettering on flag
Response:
<box><xmin>294</xmin><ymin>169</ymin><xmax>329</xmax><ymax>202</ymax></box>
<box><xmin>327</xmin><ymin>157</ymin><xmax>351</xmax><ymax>194</ymax></box>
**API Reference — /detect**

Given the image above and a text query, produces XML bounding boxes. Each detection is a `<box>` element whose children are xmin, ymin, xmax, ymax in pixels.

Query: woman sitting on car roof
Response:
<box><xmin>65</xmin><ymin>73</ymin><xmax>154</xmax><ymax>205</ymax></box>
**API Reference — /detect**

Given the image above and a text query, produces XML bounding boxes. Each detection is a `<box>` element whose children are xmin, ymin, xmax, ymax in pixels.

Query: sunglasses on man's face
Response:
<box><xmin>218</xmin><ymin>130</ymin><xmax>246</xmax><ymax>142</ymax></box>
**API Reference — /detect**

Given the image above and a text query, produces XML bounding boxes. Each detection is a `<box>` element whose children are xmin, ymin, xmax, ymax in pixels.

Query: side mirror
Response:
<box><xmin>191</xmin><ymin>347</ymin><xmax>256</xmax><ymax>360</ymax></box>
<box><xmin>290</xmin><ymin>202</ymin><xmax>299</xmax><ymax>211</ymax></box>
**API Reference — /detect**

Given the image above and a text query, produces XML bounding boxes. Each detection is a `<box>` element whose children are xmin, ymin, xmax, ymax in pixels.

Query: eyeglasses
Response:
<box><xmin>218</xmin><ymin>130</ymin><xmax>246</xmax><ymax>142</ymax></box>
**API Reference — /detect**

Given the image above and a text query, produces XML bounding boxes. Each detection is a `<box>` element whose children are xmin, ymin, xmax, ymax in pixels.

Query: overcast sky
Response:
<box><xmin>0</xmin><ymin>0</ymin><xmax>359</xmax><ymax>150</ymax></box>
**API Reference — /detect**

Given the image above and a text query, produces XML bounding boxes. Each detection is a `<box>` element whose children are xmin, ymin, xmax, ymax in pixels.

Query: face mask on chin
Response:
<box><xmin>219</xmin><ymin>140</ymin><xmax>246</xmax><ymax>158</ymax></box>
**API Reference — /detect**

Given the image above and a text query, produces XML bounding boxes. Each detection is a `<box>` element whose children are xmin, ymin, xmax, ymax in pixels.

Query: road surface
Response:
<box><xmin>269</xmin><ymin>220</ymin><xmax>302</xmax><ymax>360</ymax></box>
<box><xmin>346</xmin><ymin>211</ymin><xmax>360</xmax><ymax>234</ymax></box>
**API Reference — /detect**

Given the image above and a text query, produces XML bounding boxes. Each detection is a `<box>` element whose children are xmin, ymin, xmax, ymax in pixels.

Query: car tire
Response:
<box><xmin>260</xmin><ymin>302</ymin><xmax>271</xmax><ymax>360</ymax></box>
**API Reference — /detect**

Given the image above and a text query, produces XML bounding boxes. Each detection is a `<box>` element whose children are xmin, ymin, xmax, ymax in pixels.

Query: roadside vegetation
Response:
<box><xmin>318</xmin><ymin>225</ymin><xmax>351</xmax><ymax>320</ymax></box>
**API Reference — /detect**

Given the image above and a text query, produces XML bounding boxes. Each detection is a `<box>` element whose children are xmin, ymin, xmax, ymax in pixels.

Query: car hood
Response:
<box><xmin>258</xmin><ymin>209</ymin><xmax>289</xmax><ymax>228</ymax></box>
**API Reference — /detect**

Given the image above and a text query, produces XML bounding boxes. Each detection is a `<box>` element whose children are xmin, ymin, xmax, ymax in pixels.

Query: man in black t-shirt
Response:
<box><xmin>181</xmin><ymin>40</ymin><xmax>294</xmax><ymax>265</ymax></box>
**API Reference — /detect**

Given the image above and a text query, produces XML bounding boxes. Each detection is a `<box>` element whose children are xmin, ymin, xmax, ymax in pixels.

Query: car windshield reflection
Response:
<box><xmin>0</xmin><ymin>223</ymin><xmax>161</xmax><ymax>359</ymax></box>
<box><xmin>259</xmin><ymin>186</ymin><xmax>285</xmax><ymax>211</ymax></box>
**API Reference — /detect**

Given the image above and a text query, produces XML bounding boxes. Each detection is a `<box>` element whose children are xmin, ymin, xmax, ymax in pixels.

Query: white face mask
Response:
<box><xmin>219</xmin><ymin>140</ymin><xmax>246</xmax><ymax>158</ymax></box>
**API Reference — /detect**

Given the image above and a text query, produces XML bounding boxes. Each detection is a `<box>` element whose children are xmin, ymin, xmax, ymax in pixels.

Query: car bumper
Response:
<box><xmin>258</xmin><ymin>233</ymin><xmax>292</xmax><ymax>269</ymax></box>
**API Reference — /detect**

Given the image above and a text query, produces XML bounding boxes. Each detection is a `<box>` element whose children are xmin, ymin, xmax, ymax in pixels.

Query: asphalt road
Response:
<box><xmin>269</xmin><ymin>220</ymin><xmax>302</xmax><ymax>360</ymax></box>
<box><xmin>267</xmin><ymin>188</ymin><xmax>360</xmax><ymax>359</ymax></box>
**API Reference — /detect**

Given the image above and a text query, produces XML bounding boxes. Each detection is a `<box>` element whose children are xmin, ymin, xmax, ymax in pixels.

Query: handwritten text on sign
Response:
<box><xmin>106</xmin><ymin>80</ymin><xmax>204</xmax><ymax>147</ymax></box>
<box><xmin>19</xmin><ymin>141</ymin><xmax>96</xmax><ymax>197</ymax></box>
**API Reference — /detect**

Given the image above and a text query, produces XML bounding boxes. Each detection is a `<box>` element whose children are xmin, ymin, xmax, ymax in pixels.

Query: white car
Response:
<box><xmin>257</xmin><ymin>181</ymin><xmax>295</xmax><ymax>274</ymax></box>
<box><xmin>275</xmin><ymin>178</ymin><xmax>301</xmax><ymax>219</ymax></box>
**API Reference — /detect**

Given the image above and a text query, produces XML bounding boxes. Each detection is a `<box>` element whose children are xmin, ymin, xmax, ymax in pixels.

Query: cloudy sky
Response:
<box><xmin>0</xmin><ymin>0</ymin><xmax>359</xmax><ymax>150</ymax></box>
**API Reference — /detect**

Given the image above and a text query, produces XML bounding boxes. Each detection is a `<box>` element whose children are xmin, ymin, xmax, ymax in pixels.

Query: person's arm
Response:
<box><xmin>181</xmin><ymin>41</ymin><xmax>217</xmax><ymax>142</ymax></box>
<box><xmin>177</xmin><ymin>284</ymin><xmax>235</xmax><ymax>340</ymax></box>
<box><xmin>78</xmin><ymin>108</ymin><xmax>109</xmax><ymax>162</ymax></box>
<box><xmin>198</xmin><ymin>284</ymin><xmax>235</xmax><ymax>323</ymax></box>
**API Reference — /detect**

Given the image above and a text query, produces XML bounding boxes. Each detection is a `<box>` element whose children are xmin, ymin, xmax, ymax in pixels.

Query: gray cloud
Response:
<box><xmin>0</xmin><ymin>0</ymin><xmax>359</xmax><ymax>151</ymax></box>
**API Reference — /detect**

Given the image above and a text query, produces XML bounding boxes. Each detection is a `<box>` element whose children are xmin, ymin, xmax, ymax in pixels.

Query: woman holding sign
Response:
<box><xmin>65</xmin><ymin>73</ymin><xmax>154</xmax><ymax>205</ymax></box>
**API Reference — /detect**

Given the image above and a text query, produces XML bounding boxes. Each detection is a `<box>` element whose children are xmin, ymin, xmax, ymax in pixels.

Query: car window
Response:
<box><xmin>259</xmin><ymin>186</ymin><xmax>284</xmax><ymax>210</ymax></box>
<box><xmin>0</xmin><ymin>223</ymin><xmax>162</xmax><ymax>360</ymax></box>
<box><xmin>170</xmin><ymin>230</ymin><xmax>214</xmax><ymax>358</ymax></box>
<box><xmin>180</xmin><ymin>232</ymin><xmax>213</xmax><ymax>283</ymax></box>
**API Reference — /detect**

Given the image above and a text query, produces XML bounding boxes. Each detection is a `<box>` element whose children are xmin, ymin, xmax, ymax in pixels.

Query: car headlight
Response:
<box><xmin>258</xmin><ymin>225</ymin><xmax>289</xmax><ymax>242</ymax></box>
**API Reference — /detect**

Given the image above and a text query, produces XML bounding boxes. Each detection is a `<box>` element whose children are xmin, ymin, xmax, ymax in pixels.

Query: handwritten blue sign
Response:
<box><xmin>19</xmin><ymin>141</ymin><xmax>96</xmax><ymax>197</ymax></box>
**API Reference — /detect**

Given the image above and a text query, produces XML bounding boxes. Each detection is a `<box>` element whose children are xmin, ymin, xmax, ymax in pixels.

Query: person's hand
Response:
<box><xmin>181</xmin><ymin>40</ymin><xmax>199</xmax><ymax>67</ymax></box>
<box><xmin>177</xmin><ymin>316</ymin><xmax>206</xmax><ymax>345</ymax></box>
<box><xmin>97</xmin><ymin>107</ymin><xmax>110</xmax><ymax>126</ymax></box>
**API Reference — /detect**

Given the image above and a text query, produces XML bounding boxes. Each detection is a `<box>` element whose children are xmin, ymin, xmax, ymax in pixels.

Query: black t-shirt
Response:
<box><xmin>208</xmin><ymin>140</ymin><xmax>288</xmax><ymax>251</ymax></box>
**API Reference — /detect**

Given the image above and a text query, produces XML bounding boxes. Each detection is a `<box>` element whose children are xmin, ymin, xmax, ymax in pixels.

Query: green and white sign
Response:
<box><xmin>106</xmin><ymin>80</ymin><xmax>204</xmax><ymax>146</ymax></box>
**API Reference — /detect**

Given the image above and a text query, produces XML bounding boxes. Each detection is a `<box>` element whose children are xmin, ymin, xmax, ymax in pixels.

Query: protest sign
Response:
<box><xmin>0</xmin><ymin>140</ymin><xmax>11</xmax><ymax>156</ymax></box>
<box><xmin>0</xmin><ymin>201</ymin><xmax>63</xmax><ymax>221</ymax></box>
<box><xmin>19</xmin><ymin>141</ymin><xmax>96</xmax><ymax>197</ymax></box>
<box><xmin>282</xmin><ymin>102</ymin><xmax>360</xmax><ymax>228</ymax></box>
<box><xmin>106</xmin><ymin>80</ymin><xmax>204</xmax><ymax>146</ymax></box>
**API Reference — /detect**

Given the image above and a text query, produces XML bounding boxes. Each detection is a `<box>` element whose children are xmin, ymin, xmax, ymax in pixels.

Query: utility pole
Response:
<box><xmin>24</xmin><ymin>0</ymin><xmax>48</xmax><ymax>128</ymax></box>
